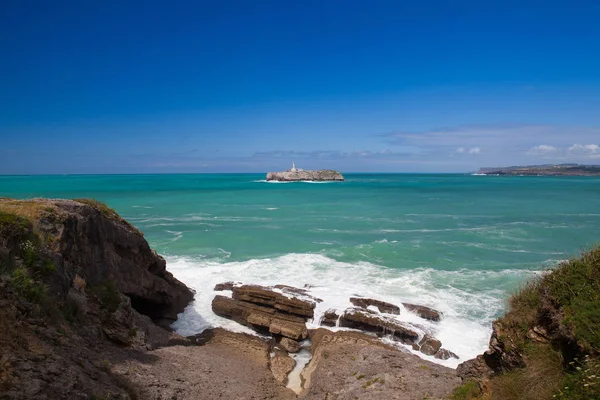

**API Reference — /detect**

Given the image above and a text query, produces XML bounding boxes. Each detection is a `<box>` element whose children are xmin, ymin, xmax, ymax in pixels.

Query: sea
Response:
<box><xmin>2</xmin><ymin>173</ymin><xmax>599</xmax><ymax>368</ymax></box>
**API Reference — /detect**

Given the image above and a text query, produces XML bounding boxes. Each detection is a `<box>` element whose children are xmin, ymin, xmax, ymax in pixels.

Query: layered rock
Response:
<box><xmin>339</xmin><ymin>308</ymin><xmax>420</xmax><ymax>344</ymax></box>
<box><xmin>403</xmin><ymin>302</ymin><xmax>442</xmax><ymax>321</ymax></box>
<box><xmin>266</xmin><ymin>169</ymin><xmax>344</xmax><ymax>182</ymax></box>
<box><xmin>212</xmin><ymin>295</ymin><xmax>309</xmax><ymax>340</ymax></box>
<box><xmin>232</xmin><ymin>284</ymin><xmax>318</xmax><ymax>318</ymax></box>
<box><xmin>319</xmin><ymin>309</ymin><xmax>340</xmax><ymax>327</ymax></box>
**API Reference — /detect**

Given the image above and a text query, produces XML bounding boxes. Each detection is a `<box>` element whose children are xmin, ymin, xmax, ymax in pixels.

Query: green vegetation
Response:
<box><xmin>10</xmin><ymin>266</ymin><xmax>47</xmax><ymax>303</ymax></box>
<box><xmin>0</xmin><ymin>210</ymin><xmax>31</xmax><ymax>236</ymax></box>
<box><xmin>89</xmin><ymin>280</ymin><xmax>121</xmax><ymax>313</ymax></box>
<box><xmin>451</xmin><ymin>380</ymin><xmax>481</xmax><ymax>400</ymax></box>
<box><xmin>476</xmin><ymin>246</ymin><xmax>600</xmax><ymax>400</ymax></box>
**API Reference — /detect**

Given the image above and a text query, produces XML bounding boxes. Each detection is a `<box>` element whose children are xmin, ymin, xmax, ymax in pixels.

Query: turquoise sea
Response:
<box><xmin>2</xmin><ymin>173</ymin><xmax>599</xmax><ymax>366</ymax></box>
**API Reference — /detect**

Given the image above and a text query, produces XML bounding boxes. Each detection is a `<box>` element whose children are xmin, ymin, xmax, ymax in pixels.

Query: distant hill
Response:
<box><xmin>476</xmin><ymin>163</ymin><xmax>600</xmax><ymax>176</ymax></box>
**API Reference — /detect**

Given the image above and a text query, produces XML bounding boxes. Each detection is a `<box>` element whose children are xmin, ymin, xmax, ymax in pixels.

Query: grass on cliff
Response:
<box><xmin>480</xmin><ymin>245</ymin><xmax>600</xmax><ymax>400</ymax></box>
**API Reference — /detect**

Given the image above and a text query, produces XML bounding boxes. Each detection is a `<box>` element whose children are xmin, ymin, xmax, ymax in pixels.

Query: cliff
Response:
<box><xmin>266</xmin><ymin>169</ymin><xmax>344</xmax><ymax>181</ymax></box>
<box><xmin>0</xmin><ymin>198</ymin><xmax>195</xmax><ymax>398</ymax></box>
<box><xmin>455</xmin><ymin>246</ymin><xmax>600</xmax><ymax>400</ymax></box>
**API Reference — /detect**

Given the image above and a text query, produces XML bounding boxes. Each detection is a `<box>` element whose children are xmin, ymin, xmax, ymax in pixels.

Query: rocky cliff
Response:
<box><xmin>266</xmin><ymin>169</ymin><xmax>344</xmax><ymax>181</ymax></box>
<box><xmin>0</xmin><ymin>198</ymin><xmax>195</xmax><ymax>398</ymax></box>
<box><xmin>455</xmin><ymin>246</ymin><xmax>600</xmax><ymax>400</ymax></box>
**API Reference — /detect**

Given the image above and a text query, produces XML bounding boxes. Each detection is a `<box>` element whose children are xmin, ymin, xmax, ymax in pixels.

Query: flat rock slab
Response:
<box><xmin>339</xmin><ymin>308</ymin><xmax>419</xmax><ymax>344</ymax></box>
<box><xmin>111</xmin><ymin>328</ymin><xmax>296</xmax><ymax>400</ymax></box>
<box><xmin>300</xmin><ymin>329</ymin><xmax>461</xmax><ymax>400</ymax></box>
<box><xmin>233</xmin><ymin>284</ymin><xmax>318</xmax><ymax>318</ymax></box>
<box><xmin>212</xmin><ymin>295</ymin><xmax>309</xmax><ymax>340</ymax></box>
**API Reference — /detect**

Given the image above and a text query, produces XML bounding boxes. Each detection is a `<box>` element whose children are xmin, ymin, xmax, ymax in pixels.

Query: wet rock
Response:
<box><xmin>278</xmin><ymin>337</ymin><xmax>302</xmax><ymax>353</ymax></box>
<box><xmin>435</xmin><ymin>348</ymin><xmax>459</xmax><ymax>360</ymax></box>
<box><xmin>232</xmin><ymin>285</ymin><xmax>317</xmax><ymax>318</ymax></box>
<box><xmin>270</xmin><ymin>351</ymin><xmax>296</xmax><ymax>384</ymax></box>
<box><xmin>214</xmin><ymin>281</ymin><xmax>237</xmax><ymax>291</ymax></box>
<box><xmin>319</xmin><ymin>309</ymin><xmax>339</xmax><ymax>327</ymax></box>
<box><xmin>212</xmin><ymin>295</ymin><xmax>308</xmax><ymax>340</ymax></box>
<box><xmin>412</xmin><ymin>334</ymin><xmax>442</xmax><ymax>356</ymax></box>
<box><xmin>402</xmin><ymin>303</ymin><xmax>442</xmax><ymax>322</ymax></box>
<box><xmin>350</xmin><ymin>297</ymin><xmax>400</xmax><ymax>314</ymax></box>
<box><xmin>338</xmin><ymin>308</ymin><xmax>419</xmax><ymax>344</ymax></box>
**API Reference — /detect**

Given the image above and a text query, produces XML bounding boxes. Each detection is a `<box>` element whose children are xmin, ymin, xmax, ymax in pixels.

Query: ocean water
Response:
<box><xmin>2</xmin><ymin>173</ymin><xmax>599</xmax><ymax>367</ymax></box>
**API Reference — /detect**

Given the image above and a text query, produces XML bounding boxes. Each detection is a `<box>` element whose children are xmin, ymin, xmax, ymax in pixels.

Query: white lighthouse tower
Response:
<box><xmin>291</xmin><ymin>162</ymin><xmax>298</xmax><ymax>172</ymax></box>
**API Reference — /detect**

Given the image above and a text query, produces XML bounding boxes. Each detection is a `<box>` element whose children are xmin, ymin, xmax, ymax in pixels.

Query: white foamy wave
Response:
<box><xmin>167</xmin><ymin>253</ymin><xmax>536</xmax><ymax>368</ymax></box>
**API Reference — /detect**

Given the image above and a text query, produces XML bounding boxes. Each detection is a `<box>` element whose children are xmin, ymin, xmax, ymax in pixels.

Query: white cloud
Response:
<box><xmin>526</xmin><ymin>144</ymin><xmax>558</xmax><ymax>156</ymax></box>
<box><xmin>456</xmin><ymin>147</ymin><xmax>465</xmax><ymax>153</ymax></box>
<box><xmin>468</xmin><ymin>147</ymin><xmax>481</xmax><ymax>155</ymax></box>
<box><xmin>568</xmin><ymin>144</ymin><xmax>600</xmax><ymax>158</ymax></box>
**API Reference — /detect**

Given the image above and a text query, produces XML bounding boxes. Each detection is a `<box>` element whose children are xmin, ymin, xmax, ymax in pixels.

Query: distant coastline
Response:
<box><xmin>475</xmin><ymin>163</ymin><xmax>600</xmax><ymax>176</ymax></box>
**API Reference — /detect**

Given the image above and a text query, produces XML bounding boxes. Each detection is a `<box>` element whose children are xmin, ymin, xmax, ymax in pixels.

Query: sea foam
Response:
<box><xmin>166</xmin><ymin>253</ymin><xmax>539</xmax><ymax>368</ymax></box>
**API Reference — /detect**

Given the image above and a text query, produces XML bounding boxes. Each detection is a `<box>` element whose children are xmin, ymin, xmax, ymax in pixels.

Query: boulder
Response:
<box><xmin>319</xmin><ymin>309</ymin><xmax>339</xmax><ymax>327</ymax></box>
<box><xmin>270</xmin><ymin>351</ymin><xmax>296</xmax><ymax>384</ymax></box>
<box><xmin>457</xmin><ymin>354</ymin><xmax>491</xmax><ymax>381</ymax></box>
<box><xmin>350</xmin><ymin>297</ymin><xmax>400</xmax><ymax>314</ymax></box>
<box><xmin>232</xmin><ymin>285</ymin><xmax>317</xmax><ymax>318</ymax></box>
<box><xmin>338</xmin><ymin>308</ymin><xmax>419</xmax><ymax>344</ymax></box>
<box><xmin>212</xmin><ymin>295</ymin><xmax>308</xmax><ymax>340</ymax></box>
<box><xmin>435</xmin><ymin>348</ymin><xmax>459</xmax><ymax>360</ymax></box>
<box><xmin>412</xmin><ymin>334</ymin><xmax>442</xmax><ymax>356</ymax></box>
<box><xmin>278</xmin><ymin>337</ymin><xmax>302</xmax><ymax>353</ymax></box>
<box><xmin>402</xmin><ymin>303</ymin><xmax>442</xmax><ymax>322</ymax></box>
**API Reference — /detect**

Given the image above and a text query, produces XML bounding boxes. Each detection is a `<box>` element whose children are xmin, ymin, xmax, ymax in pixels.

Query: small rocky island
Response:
<box><xmin>476</xmin><ymin>163</ymin><xmax>600</xmax><ymax>176</ymax></box>
<box><xmin>267</xmin><ymin>162</ymin><xmax>344</xmax><ymax>181</ymax></box>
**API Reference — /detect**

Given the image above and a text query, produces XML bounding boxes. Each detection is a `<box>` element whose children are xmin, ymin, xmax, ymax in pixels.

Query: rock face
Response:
<box><xmin>339</xmin><ymin>308</ymin><xmax>419</xmax><ymax>344</ymax></box>
<box><xmin>0</xmin><ymin>198</ymin><xmax>195</xmax><ymax>399</ymax></box>
<box><xmin>266</xmin><ymin>169</ymin><xmax>344</xmax><ymax>182</ymax></box>
<box><xmin>270</xmin><ymin>350</ymin><xmax>296</xmax><ymax>384</ymax></box>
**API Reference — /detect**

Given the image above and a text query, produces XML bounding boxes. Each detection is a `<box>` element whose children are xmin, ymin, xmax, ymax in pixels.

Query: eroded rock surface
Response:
<box><xmin>233</xmin><ymin>284</ymin><xmax>318</xmax><ymax>318</ymax></box>
<box><xmin>300</xmin><ymin>329</ymin><xmax>461</xmax><ymax>399</ymax></box>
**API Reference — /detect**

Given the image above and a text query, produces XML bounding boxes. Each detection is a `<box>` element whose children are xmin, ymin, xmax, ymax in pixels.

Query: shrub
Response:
<box><xmin>451</xmin><ymin>380</ymin><xmax>481</xmax><ymax>400</ymax></box>
<box><xmin>90</xmin><ymin>280</ymin><xmax>121</xmax><ymax>313</ymax></box>
<box><xmin>10</xmin><ymin>266</ymin><xmax>47</xmax><ymax>303</ymax></box>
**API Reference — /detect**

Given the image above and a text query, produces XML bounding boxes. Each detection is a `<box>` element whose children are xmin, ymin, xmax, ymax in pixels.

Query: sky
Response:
<box><xmin>1</xmin><ymin>0</ymin><xmax>600</xmax><ymax>174</ymax></box>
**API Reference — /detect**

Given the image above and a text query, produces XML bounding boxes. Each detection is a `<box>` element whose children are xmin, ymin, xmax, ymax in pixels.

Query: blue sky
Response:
<box><xmin>1</xmin><ymin>0</ymin><xmax>600</xmax><ymax>174</ymax></box>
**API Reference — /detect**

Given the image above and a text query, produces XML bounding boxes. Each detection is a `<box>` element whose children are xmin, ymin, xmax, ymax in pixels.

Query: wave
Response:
<box><xmin>166</xmin><ymin>253</ymin><xmax>538</xmax><ymax>368</ymax></box>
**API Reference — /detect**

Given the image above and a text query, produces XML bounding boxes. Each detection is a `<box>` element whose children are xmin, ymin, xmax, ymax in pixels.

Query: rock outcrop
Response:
<box><xmin>0</xmin><ymin>198</ymin><xmax>195</xmax><ymax>399</ymax></box>
<box><xmin>350</xmin><ymin>297</ymin><xmax>401</xmax><ymax>314</ymax></box>
<box><xmin>339</xmin><ymin>308</ymin><xmax>420</xmax><ymax>344</ymax></box>
<box><xmin>212</xmin><ymin>295</ymin><xmax>309</xmax><ymax>340</ymax></box>
<box><xmin>266</xmin><ymin>169</ymin><xmax>344</xmax><ymax>181</ymax></box>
